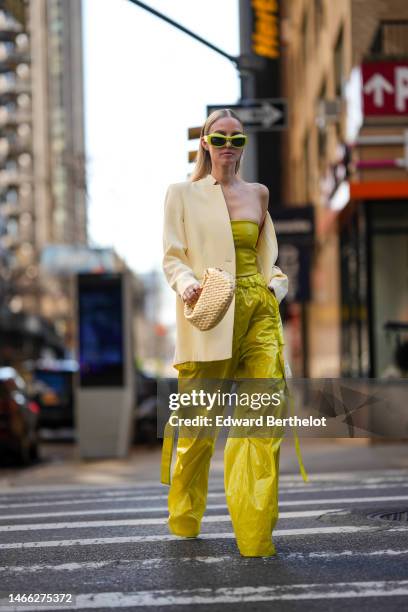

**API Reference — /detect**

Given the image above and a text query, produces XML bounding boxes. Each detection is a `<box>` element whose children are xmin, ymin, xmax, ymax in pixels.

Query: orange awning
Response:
<box><xmin>350</xmin><ymin>180</ymin><xmax>408</xmax><ymax>200</ymax></box>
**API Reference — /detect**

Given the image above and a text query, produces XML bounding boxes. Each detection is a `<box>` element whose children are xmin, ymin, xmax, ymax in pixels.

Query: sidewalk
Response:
<box><xmin>0</xmin><ymin>438</ymin><xmax>407</xmax><ymax>490</ymax></box>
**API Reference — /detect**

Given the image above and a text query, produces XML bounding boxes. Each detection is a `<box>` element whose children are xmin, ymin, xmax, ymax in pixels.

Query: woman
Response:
<box><xmin>162</xmin><ymin>108</ymin><xmax>308</xmax><ymax>557</ymax></box>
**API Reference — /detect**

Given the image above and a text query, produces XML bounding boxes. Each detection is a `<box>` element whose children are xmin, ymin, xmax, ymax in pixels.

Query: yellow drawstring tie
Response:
<box><xmin>160</xmin><ymin>420</ymin><xmax>174</xmax><ymax>485</ymax></box>
<box><xmin>288</xmin><ymin>386</ymin><xmax>309</xmax><ymax>482</ymax></box>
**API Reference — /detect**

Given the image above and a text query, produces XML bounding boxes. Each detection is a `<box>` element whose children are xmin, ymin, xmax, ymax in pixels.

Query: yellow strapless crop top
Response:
<box><xmin>231</xmin><ymin>220</ymin><xmax>259</xmax><ymax>277</ymax></box>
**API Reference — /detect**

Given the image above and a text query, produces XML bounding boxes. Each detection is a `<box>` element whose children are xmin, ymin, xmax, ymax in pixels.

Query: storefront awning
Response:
<box><xmin>350</xmin><ymin>180</ymin><xmax>408</xmax><ymax>200</ymax></box>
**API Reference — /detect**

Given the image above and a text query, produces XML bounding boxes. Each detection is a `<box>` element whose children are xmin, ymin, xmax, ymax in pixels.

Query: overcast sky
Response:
<box><xmin>83</xmin><ymin>0</ymin><xmax>240</xmax><ymax>322</ymax></box>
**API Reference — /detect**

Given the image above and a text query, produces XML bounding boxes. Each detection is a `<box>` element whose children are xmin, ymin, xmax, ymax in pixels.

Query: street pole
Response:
<box><xmin>127</xmin><ymin>0</ymin><xmax>264</xmax><ymax>181</ymax></box>
<box><xmin>239</xmin><ymin>0</ymin><xmax>257</xmax><ymax>183</ymax></box>
<box><xmin>126</xmin><ymin>0</ymin><xmax>239</xmax><ymax>68</ymax></box>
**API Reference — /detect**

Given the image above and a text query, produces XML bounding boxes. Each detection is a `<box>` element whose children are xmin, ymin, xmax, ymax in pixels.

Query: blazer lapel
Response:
<box><xmin>196</xmin><ymin>174</ymin><xmax>235</xmax><ymax>259</ymax></box>
<box><xmin>198</xmin><ymin>174</ymin><xmax>231</xmax><ymax>225</ymax></box>
<box><xmin>195</xmin><ymin>174</ymin><xmax>278</xmax><ymax>282</ymax></box>
<box><xmin>257</xmin><ymin>211</ymin><xmax>278</xmax><ymax>281</ymax></box>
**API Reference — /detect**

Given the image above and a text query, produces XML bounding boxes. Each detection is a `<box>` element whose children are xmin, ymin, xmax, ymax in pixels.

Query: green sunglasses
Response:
<box><xmin>203</xmin><ymin>132</ymin><xmax>248</xmax><ymax>148</ymax></box>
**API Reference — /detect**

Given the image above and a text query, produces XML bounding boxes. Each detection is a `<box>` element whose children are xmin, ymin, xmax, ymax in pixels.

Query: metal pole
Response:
<box><xmin>127</xmin><ymin>0</ymin><xmax>239</xmax><ymax>68</ymax></box>
<box><xmin>239</xmin><ymin>0</ymin><xmax>257</xmax><ymax>182</ymax></box>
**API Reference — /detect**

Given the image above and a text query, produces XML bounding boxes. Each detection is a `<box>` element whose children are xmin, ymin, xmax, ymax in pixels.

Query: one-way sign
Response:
<box><xmin>207</xmin><ymin>99</ymin><xmax>287</xmax><ymax>131</ymax></box>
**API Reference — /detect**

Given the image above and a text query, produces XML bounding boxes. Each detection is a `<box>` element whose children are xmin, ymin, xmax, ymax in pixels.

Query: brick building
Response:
<box><xmin>281</xmin><ymin>0</ymin><xmax>408</xmax><ymax>377</ymax></box>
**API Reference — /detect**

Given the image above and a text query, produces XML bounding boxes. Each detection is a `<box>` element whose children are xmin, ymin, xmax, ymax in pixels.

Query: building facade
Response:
<box><xmin>29</xmin><ymin>0</ymin><xmax>87</xmax><ymax>348</ymax></box>
<box><xmin>30</xmin><ymin>0</ymin><xmax>87</xmax><ymax>250</ymax></box>
<box><xmin>0</xmin><ymin>0</ymin><xmax>87</xmax><ymax>362</ymax></box>
<box><xmin>281</xmin><ymin>0</ymin><xmax>408</xmax><ymax>377</ymax></box>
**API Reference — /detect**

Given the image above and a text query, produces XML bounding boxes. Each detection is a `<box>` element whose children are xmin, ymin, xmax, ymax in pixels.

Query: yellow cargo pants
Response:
<box><xmin>161</xmin><ymin>272</ymin><xmax>308</xmax><ymax>557</ymax></box>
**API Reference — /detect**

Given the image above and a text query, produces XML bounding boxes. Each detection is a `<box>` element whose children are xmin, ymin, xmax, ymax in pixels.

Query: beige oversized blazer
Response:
<box><xmin>162</xmin><ymin>173</ymin><xmax>289</xmax><ymax>367</ymax></box>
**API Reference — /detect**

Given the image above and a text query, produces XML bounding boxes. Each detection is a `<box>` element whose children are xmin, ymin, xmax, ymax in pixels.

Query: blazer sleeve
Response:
<box><xmin>268</xmin><ymin>265</ymin><xmax>289</xmax><ymax>304</ymax></box>
<box><xmin>262</xmin><ymin>211</ymin><xmax>289</xmax><ymax>304</ymax></box>
<box><xmin>162</xmin><ymin>183</ymin><xmax>199</xmax><ymax>298</ymax></box>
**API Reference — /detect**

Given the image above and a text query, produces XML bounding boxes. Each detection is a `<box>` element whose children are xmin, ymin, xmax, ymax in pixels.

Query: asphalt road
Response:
<box><xmin>0</xmin><ymin>467</ymin><xmax>407</xmax><ymax>611</ymax></box>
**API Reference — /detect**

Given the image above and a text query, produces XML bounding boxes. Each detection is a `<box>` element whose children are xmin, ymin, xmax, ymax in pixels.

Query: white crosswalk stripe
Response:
<box><xmin>0</xmin><ymin>470</ymin><xmax>406</xmax><ymax>494</ymax></box>
<box><xmin>1</xmin><ymin>481</ymin><xmax>408</xmax><ymax>510</ymax></box>
<box><xmin>0</xmin><ymin>469</ymin><xmax>407</xmax><ymax>609</ymax></box>
<box><xmin>1</xmin><ymin>494</ymin><xmax>407</xmax><ymax>516</ymax></box>
<box><xmin>1</xmin><ymin>548</ymin><xmax>408</xmax><ymax>574</ymax></box>
<box><xmin>1</xmin><ymin>525</ymin><xmax>407</xmax><ymax>550</ymax></box>
<box><xmin>0</xmin><ymin>509</ymin><xmax>339</xmax><ymax>531</ymax></box>
<box><xmin>1</xmin><ymin>580</ymin><xmax>408</xmax><ymax>610</ymax></box>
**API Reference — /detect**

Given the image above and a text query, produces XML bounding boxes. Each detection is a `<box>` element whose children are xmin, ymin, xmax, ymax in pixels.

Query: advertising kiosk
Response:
<box><xmin>74</xmin><ymin>271</ymin><xmax>135</xmax><ymax>459</ymax></box>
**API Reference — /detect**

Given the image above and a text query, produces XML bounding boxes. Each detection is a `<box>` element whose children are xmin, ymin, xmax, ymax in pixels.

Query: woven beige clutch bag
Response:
<box><xmin>184</xmin><ymin>267</ymin><xmax>236</xmax><ymax>331</ymax></box>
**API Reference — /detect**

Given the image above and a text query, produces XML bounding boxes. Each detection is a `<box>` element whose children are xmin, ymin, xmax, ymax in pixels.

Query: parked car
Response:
<box><xmin>30</xmin><ymin>359</ymin><xmax>77</xmax><ymax>430</ymax></box>
<box><xmin>134</xmin><ymin>368</ymin><xmax>158</xmax><ymax>444</ymax></box>
<box><xmin>0</xmin><ymin>367</ymin><xmax>41</xmax><ymax>465</ymax></box>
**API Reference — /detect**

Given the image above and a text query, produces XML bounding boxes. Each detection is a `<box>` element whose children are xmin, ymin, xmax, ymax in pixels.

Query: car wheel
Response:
<box><xmin>16</xmin><ymin>439</ymin><xmax>31</xmax><ymax>466</ymax></box>
<box><xmin>29</xmin><ymin>442</ymin><xmax>40</xmax><ymax>462</ymax></box>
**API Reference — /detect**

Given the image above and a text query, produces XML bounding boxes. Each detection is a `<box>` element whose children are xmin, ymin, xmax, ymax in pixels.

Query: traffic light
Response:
<box><xmin>187</xmin><ymin>126</ymin><xmax>201</xmax><ymax>164</ymax></box>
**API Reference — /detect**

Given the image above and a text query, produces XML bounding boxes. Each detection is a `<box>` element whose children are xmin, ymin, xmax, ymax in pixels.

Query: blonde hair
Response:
<box><xmin>190</xmin><ymin>108</ymin><xmax>244</xmax><ymax>182</ymax></box>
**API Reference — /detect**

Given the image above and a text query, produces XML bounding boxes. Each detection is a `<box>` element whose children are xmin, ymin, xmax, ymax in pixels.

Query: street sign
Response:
<box><xmin>362</xmin><ymin>61</ymin><xmax>408</xmax><ymax>116</ymax></box>
<box><xmin>207</xmin><ymin>99</ymin><xmax>287</xmax><ymax>131</ymax></box>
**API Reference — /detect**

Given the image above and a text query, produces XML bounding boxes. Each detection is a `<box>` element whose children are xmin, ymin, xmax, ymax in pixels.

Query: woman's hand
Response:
<box><xmin>183</xmin><ymin>282</ymin><xmax>202</xmax><ymax>306</ymax></box>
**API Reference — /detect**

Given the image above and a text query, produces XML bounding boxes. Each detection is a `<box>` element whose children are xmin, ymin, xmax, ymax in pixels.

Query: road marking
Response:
<box><xmin>0</xmin><ymin>470</ymin><xmax>406</xmax><ymax>494</ymax></box>
<box><xmin>285</xmin><ymin>548</ymin><xmax>408</xmax><ymax>559</ymax></box>
<box><xmin>1</xmin><ymin>494</ymin><xmax>407</xmax><ymax>517</ymax></box>
<box><xmin>1</xmin><ymin>476</ymin><xmax>407</xmax><ymax>506</ymax></box>
<box><xmin>0</xmin><ymin>557</ymin><xmax>232</xmax><ymax>573</ymax></box>
<box><xmin>1</xmin><ymin>580</ymin><xmax>408</xmax><ymax>609</ymax></box>
<box><xmin>1</xmin><ymin>525</ymin><xmax>406</xmax><ymax>550</ymax></box>
<box><xmin>279</xmin><ymin>470</ymin><xmax>408</xmax><ymax>481</ymax></box>
<box><xmin>1</xmin><ymin>549</ymin><xmax>408</xmax><ymax>574</ymax></box>
<box><xmin>0</xmin><ymin>509</ymin><xmax>339</xmax><ymax>531</ymax></box>
<box><xmin>280</xmin><ymin>483</ymin><xmax>408</xmax><ymax>493</ymax></box>
<box><xmin>0</xmin><ymin>481</ymin><xmax>171</xmax><ymax>494</ymax></box>
<box><xmin>0</xmin><ymin>481</ymin><xmax>404</xmax><ymax>509</ymax></box>
<box><xmin>277</xmin><ymin>495</ymin><xmax>408</xmax><ymax>506</ymax></box>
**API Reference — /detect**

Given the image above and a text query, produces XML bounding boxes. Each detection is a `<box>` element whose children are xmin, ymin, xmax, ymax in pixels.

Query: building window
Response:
<box><xmin>318</xmin><ymin>128</ymin><xmax>326</xmax><ymax>164</ymax></box>
<box><xmin>370</xmin><ymin>20</ymin><xmax>408</xmax><ymax>56</ymax></box>
<box><xmin>317</xmin><ymin>80</ymin><xmax>327</xmax><ymax>164</ymax></box>
<box><xmin>303</xmin><ymin>132</ymin><xmax>309</xmax><ymax>200</ymax></box>
<box><xmin>334</xmin><ymin>25</ymin><xmax>344</xmax><ymax>98</ymax></box>
<box><xmin>301</xmin><ymin>9</ymin><xmax>308</xmax><ymax>62</ymax></box>
<box><xmin>314</xmin><ymin>0</ymin><xmax>325</xmax><ymax>45</ymax></box>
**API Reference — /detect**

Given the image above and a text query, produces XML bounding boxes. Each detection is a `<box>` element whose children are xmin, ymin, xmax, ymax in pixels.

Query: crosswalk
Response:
<box><xmin>0</xmin><ymin>469</ymin><xmax>407</xmax><ymax>610</ymax></box>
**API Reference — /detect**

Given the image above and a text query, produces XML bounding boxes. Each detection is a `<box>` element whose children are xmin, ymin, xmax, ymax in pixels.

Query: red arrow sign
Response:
<box><xmin>362</xmin><ymin>61</ymin><xmax>408</xmax><ymax>116</ymax></box>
